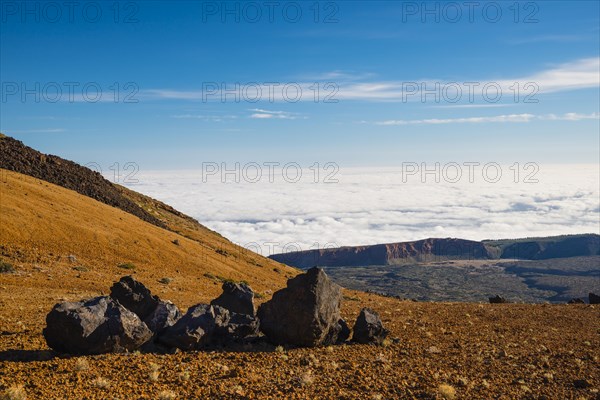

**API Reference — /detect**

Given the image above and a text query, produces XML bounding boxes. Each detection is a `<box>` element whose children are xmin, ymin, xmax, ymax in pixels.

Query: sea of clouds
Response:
<box><xmin>120</xmin><ymin>164</ymin><xmax>600</xmax><ymax>256</ymax></box>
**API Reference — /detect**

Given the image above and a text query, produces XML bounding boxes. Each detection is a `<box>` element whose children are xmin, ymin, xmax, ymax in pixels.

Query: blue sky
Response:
<box><xmin>1</xmin><ymin>0</ymin><xmax>599</xmax><ymax>169</ymax></box>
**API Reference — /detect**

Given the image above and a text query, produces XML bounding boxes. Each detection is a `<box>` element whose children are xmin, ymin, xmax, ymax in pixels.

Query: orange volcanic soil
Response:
<box><xmin>1</xmin><ymin>169</ymin><xmax>599</xmax><ymax>399</ymax></box>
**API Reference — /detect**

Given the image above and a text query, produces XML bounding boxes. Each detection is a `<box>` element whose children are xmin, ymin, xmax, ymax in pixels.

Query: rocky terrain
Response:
<box><xmin>1</xmin><ymin>138</ymin><xmax>599</xmax><ymax>399</ymax></box>
<box><xmin>269</xmin><ymin>235</ymin><xmax>600</xmax><ymax>268</ymax></box>
<box><xmin>1</xmin><ymin>279</ymin><xmax>599</xmax><ymax>399</ymax></box>
<box><xmin>322</xmin><ymin>257</ymin><xmax>600</xmax><ymax>303</ymax></box>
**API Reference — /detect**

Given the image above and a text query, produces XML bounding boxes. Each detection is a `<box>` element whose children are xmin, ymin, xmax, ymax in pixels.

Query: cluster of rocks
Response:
<box><xmin>568</xmin><ymin>292</ymin><xmax>600</xmax><ymax>305</ymax></box>
<box><xmin>43</xmin><ymin>268</ymin><xmax>388</xmax><ymax>355</ymax></box>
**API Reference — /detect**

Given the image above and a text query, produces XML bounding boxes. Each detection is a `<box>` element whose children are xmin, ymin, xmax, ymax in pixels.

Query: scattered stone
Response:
<box><xmin>589</xmin><ymin>292</ymin><xmax>600</xmax><ymax>304</ymax></box>
<box><xmin>211</xmin><ymin>281</ymin><xmax>256</xmax><ymax>316</ymax></box>
<box><xmin>489</xmin><ymin>295</ymin><xmax>508</xmax><ymax>304</ymax></box>
<box><xmin>43</xmin><ymin>296</ymin><xmax>152</xmax><ymax>355</ymax></box>
<box><xmin>573</xmin><ymin>379</ymin><xmax>592</xmax><ymax>389</ymax></box>
<box><xmin>257</xmin><ymin>267</ymin><xmax>346</xmax><ymax>347</ymax></box>
<box><xmin>568</xmin><ymin>298</ymin><xmax>585</xmax><ymax>304</ymax></box>
<box><xmin>172</xmin><ymin>239</ymin><xmax>180</xmax><ymax>246</ymax></box>
<box><xmin>352</xmin><ymin>308</ymin><xmax>389</xmax><ymax>345</ymax></box>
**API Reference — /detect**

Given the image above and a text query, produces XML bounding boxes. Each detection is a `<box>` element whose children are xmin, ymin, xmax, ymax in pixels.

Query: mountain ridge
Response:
<box><xmin>270</xmin><ymin>234</ymin><xmax>600</xmax><ymax>268</ymax></box>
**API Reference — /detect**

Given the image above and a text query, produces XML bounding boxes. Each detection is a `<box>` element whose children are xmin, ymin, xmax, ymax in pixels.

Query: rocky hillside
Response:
<box><xmin>0</xmin><ymin>135</ymin><xmax>164</xmax><ymax>227</ymax></box>
<box><xmin>270</xmin><ymin>238</ymin><xmax>495</xmax><ymax>268</ymax></box>
<box><xmin>270</xmin><ymin>235</ymin><xmax>600</xmax><ymax>268</ymax></box>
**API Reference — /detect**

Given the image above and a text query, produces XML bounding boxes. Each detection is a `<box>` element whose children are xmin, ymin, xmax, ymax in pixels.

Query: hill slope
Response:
<box><xmin>0</xmin><ymin>136</ymin><xmax>164</xmax><ymax>228</ymax></box>
<box><xmin>0</xmin><ymin>168</ymin><xmax>298</xmax><ymax>308</ymax></box>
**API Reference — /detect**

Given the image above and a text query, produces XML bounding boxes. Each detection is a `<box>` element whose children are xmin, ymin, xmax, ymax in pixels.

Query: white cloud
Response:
<box><xmin>171</xmin><ymin>114</ymin><xmax>237</xmax><ymax>122</ymax></box>
<box><xmin>121</xmin><ymin>164</ymin><xmax>600</xmax><ymax>255</ymax></box>
<box><xmin>141</xmin><ymin>57</ymin><xmax>600</xmax><ymax>103</ymax></box>
<box><xmin>248</xmin><ymin>109</ymin><xmax>303</xmax><ymax>120</ymax></box>
<box><xmin>336</xmin><ymin>58</ymin><xmax>600</xmax><ymax>101</ymax></box>
<box><xmin>375</xmin><ymin>112</ymin><xmax>599</xmax><ymax>126</ymax></box>
<box><xmin>507</xmin><ymin>58</ymin><xmax>600</xmax><ymax>93</ymax></box>
<box><xmin>250</xmin><ymin>113</ymin><xmax>275</xmax><ymax>119</ymax></box>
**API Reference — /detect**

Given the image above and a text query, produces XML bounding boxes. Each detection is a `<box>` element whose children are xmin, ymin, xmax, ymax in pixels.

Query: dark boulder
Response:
<box><xmin>326</xmin><ymin>318</ymin><xmax>350</xmax><ymax>344</ymax></box>
<box><xmin>43</xmin><ymin>296</ymin><xmax>152</xmax><ymax>355</ymax></box>
<box><xmin>212</xmin><ymin>306</ymin><xmax>260</xmax><ymax>343</ymax></box>
<box><xmin>257</xmin><ymin>267</ymin><xmax>346</xmax><ymax>347</ymax></box>
<box><xmin>110</xmin><ymin>276</ymin><xmax>160</xmax><ymax>321</ymax></box>
<box><xmin>489</xmin><ymin>295</ymin><xmax>508</xmax><ymax>304</ymax></box>
<box><xmin>211</xmin><ymin>281</ymin><xmax>256</xmax><ymax>316</ymax></box>
<box><xmin>352</xmin><ymin>308</ymin><xmax>388</xmax><ymax>344</ymax></box>
<box><xmin>110</xmin><ymin>276</ymin><xmax>181</xmax><ymax>334</ymax></box>
<box><xmin>158</xmin><ymin>304</ymin><xmax>258</xmax><ymax>350</ymax></box>
<box><xmin>144</xmin><ymin>300</ymin><xmax>182</xmax><ymax>334</ymax></box>
<box><xmin>589</xmin><ymin>292</ymin><xmax>600</xmax><ymax>304</ymax></box>
<box><xmin>568</xmin><ymin>298</ymin><xmax>585</xmax><ymax>304</ymax></box>
<box><xmin>158</xmin><ymin>304</ymin><xmax>216</xmax><ymax>350</ymax></box>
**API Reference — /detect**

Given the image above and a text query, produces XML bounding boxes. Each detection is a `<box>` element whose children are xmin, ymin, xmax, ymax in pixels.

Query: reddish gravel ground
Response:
<box><xmin>1</xmin><ymin>283</ymin><xmax>599</xmax><ymax>400</ymax></box>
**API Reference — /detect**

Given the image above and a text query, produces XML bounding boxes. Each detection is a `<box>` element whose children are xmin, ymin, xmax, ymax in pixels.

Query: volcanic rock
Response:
<box><xmin>211</xmin><ymin>281</ymin><xmax>256</xmax><ymax>316</ymax></box>
<box><xmin>158</xmin><ymin>304</ymin><xmax>258</xmax><ymax>350</ymax></box>
<box><xmin>110</xmin><ymin>276</ymin><xmax>160</xmax><ymax>320</ymax></box>
<box><xmin>257</xmin><ymin>267</ymin><xmax>346</xmax><ymax>347</ymax></box>
<box><xmin>489</xmin><ymin>295</ymin><xmax>508</xmax><ymax>304</ymax></box>
<box><xmin>43</xmin><ymin>296</ymin><xmax>152</xmax><ymax>355</ymax></box>
<box><xmin>352</xmin><ymin>307</ymin><xmax>388</xmax><ymax>344</ymax></box>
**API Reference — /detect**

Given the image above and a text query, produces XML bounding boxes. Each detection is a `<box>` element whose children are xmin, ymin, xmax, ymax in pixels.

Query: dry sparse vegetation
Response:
<box><xmin>0</xmin><ymin>261</ymin><xmax>15</xmax><ymax>274</ymax></box>
<box><xmin>178</xmin><ymin>369</ymin><xmax>190</xmax><ymax>382</ymax></box>
<box><xmin>297</xmin><ymin>370</ymin><xmax>315</xmax><ymax>387</ymax></box>
<box><xmin>438</xmin><ymin>383</ymin><xmax>456</xmax><ymax>399</ymax></box>
<box><xmin>117</xmin><ymin>262</ymin><xmax>136</xmax><ymax>270</ymax></box>
<box><xmin>73</xmin><ymin>358</ymin><xmax>89</xmax><ymax>372</ymax></box>
<box><xmin>157</xmin><ymin>390</ymin><xmax>176</xmax><ymax>400</ymax></box>
<box><xmin>1</xmin><ymin>385</ymin><xmax>27</xmax><ymax>400</ymax></box>
<box><xmin>91</xmin><ymin>377</ymin><xmax>110</xmax><ymax>389</ymax></box>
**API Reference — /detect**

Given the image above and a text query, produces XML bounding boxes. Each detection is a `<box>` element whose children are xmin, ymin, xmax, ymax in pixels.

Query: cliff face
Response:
<box><xmin>270</xmin><ymin>238</ymin><xmax>495</xmax><ymax>268</ymax></box>
<box><xmin>497</xmin><ymin>235</ymin><xmax>600</xmax><ymax>260</ymax></box>
<box><xmin>271</xmin><ymin>234</ymin><xmax>600</xmax><ymax>269</ymax></box>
